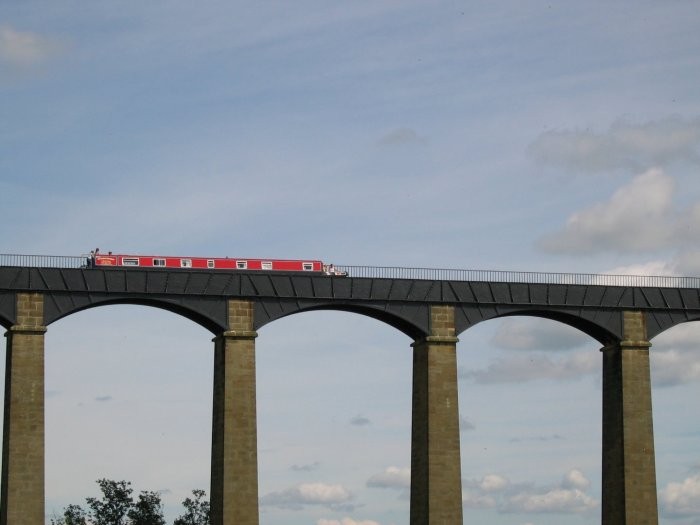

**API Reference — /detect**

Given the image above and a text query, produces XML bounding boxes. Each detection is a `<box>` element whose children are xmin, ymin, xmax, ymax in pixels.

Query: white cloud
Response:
<box><xmin>661</xmin><ymin>474</ymin><xmax>700</xmax><ymax>516</ymax></box>
<box><xmin>0</xmin><ymin>25</ymin><xmax>64</xmax><ymax>67</ymax></box>
<box><xmin>260</xmin><ymin>482</ymin><xmax>354</xmax><ymax>510</ymax></box>
<box><xmin>529</xmin><ymin>116</ymin><xmax>700</xmax><ymax>172</ymax></box>
<box><xmin>366</xmin><ymin>467</ymin><xmax>410</xmax><ymax>489</ymax></box>
<box><xmin>505</xmin><ymin>470</ymin><xmax>598</xmax><ymax>514</ymax></box>
<box><xmin>480</xmin><ymin>474</ymin><xmax>510</xmax><ymax>492</ymax></box>
<box><xmin>318</xmin><ymin>519</ymin><xmax>380</xmax><ymax>525</ymax></box>
<box><xmin>505</xmin><ymin>487</ymin><xmax>597</xmax><ymax>514</ymax></box>
<box><xmin>603</xmin><ymin>260</ymin><xmax>677</xmax><ymax>278</ymax></box>
<box><xmin>601</xmin><ymin>256</ymin><xmax>700</xmax><ymax>284</ymax></box>
<box><xmin>562</xmin><ymin>469</ymin><xmax>590</xmax><ymax>490</ymax></box>
<box><xmin>538</xmin><ymin>168</ymin><xmax>678</xmax><ymax>254</ymax></box>
<box><xmin>463</xmin><ymin>469</ymin><xmax>598</xmax><ymax>515</ymax></box>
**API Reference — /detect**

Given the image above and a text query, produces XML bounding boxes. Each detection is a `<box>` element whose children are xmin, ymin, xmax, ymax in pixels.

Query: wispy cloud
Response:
<box><xmin>376</xmin><ymin>127</ymin><xmax>426</xmax><ymax>147</ymax></box>
<box><xmin>529</xmin><ymin>116</ymin><xmax>700</xmax><ymax>173</ymax></box>
<box><xmin>317</xmin><ymin>519</ymin><xmax>380</xmax><ymax>525</ymax></box>
<box><xmin>0</xmin><ymin>25</ymin><xmax>65</xmax><ymax>68</ymax></box>
<box><xmin>461</xmin><ymin>352</ymin><xmax>598</xmax><ymax>384</ymax></box>
<box><xmin>291</xmin><ymin>462</ymin><xmax>321</xmax><ymax>473</ymax></box>
<box><xmin>350</xmin><ymin>415</ymin><xmax>371</xmax><ymax>426</ymax></box>
<box><xmin>460</xmin><ymin>414</ymin><xmax>476</xmax><ymax>432</ymax></box>
<box><xmin>650</xmin><ymin>322</ymin><xmax>700</xmax><ymax>387</ymax></box>
<box><xmin>509</xmin><ymin>434</ymin><xmax>564</xmax><ymax>443</ymax></box>
<box><xmin>491</xmin><ymin>318</ymin><xmax>591</xmax><ymax>352</ymax></box>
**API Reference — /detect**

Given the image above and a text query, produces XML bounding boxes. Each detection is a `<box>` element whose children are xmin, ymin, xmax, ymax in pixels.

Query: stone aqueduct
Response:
<box><xmin>3</xmin><ymin>260</ymin><xmax>700</xmax><ymax>524</ymax></box>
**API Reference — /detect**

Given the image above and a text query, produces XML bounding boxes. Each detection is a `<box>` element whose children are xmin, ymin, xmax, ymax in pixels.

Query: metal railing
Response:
<box><xmin>333</xmin><ymin>265</ymin><xmax>700</xmax><ymax>288</ymax></box>
<box><xmin>1</xmin><ymin>254</ymin><xmax>699</xmax><ymax>288</ymax></box>
<box><xmin>0</xmin><ymin>253</ymin><xmax>88</xmax><ymax>269</ymax></box>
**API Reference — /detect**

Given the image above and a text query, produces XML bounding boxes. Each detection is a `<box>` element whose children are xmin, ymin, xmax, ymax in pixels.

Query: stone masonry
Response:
<box><xmin>601</xmin><ymin>310</ymin><xmax>658</xmax><ymax>525</ymax></box>
<box><xmin>210</xmin><ymin>299</ymin><xmax>259</xmax><ymax>525</ymax></box>
<box><xmin>1</xmin><ymin>293</ymin><xmax>46</xmax><ymax>525</ymax></box>
<box><xmin>410</xmin><ymin>305</ymin><xmax>463</xmax><ymax>524</ymax></box>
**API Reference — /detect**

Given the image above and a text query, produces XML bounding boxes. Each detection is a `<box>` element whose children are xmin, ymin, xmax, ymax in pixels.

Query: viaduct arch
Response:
<box><xmin>4</xmin><ymin>264</ymin><xmax>700</xmax><ymax>524</ymax></box>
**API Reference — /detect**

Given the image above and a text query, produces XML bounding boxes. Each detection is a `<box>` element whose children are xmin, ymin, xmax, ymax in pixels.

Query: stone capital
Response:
<box><xmin>411</xmin><ymin>335</ymin><xmax>459</xmax><ymax>348</ymax></box>
<box><xmin>212</xmin><ymin>330</ymin><xmax>258</xmax><ymax>343</ymax></box>
<box><xmin>8</xmin><ymin>325</ymin><xmax>47</xmax><ymax>335</ymax></box>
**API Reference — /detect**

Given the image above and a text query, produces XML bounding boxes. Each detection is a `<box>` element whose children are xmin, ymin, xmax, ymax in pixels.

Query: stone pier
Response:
<box><xmin>1</xmin><ymin>292</ymin><xmax>46</xmax><ymax>525</ymax></box>
<box><xmin>210</xmin><ymin>299</ymin><xmax>259</xmax><ymax>525</ymax></box>
<box><xmin>410</xmin><ymin>305</ymin><xmax>463</xmax><ymax>524</ymax></box>
<box><xmin>601</xmin><ymin>310</ymin><xmax>658</xmax><ymax>524</ymax></box>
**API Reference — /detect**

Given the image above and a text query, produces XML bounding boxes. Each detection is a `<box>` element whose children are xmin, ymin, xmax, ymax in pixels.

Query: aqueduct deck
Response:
<box><xmin>3</xmin><ymin>254</ymin><xmax>699</xmax><ymax>525</ymax></box>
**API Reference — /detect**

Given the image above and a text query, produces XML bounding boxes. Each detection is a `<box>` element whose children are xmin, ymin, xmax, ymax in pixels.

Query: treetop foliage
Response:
<box><xmin>50</xmin><ymin>480</ymin><xmax>209</xmax><ymax>525</ymax></box>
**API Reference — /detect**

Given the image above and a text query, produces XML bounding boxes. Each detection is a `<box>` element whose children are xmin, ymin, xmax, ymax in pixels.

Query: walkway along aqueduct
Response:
<box><xmin>3</xmin><ymin>256</ymin><xmax>700</xmax><ymax>524</ymax></box>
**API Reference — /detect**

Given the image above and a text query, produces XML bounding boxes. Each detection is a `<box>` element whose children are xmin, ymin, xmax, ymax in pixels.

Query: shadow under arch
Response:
<box><xmin>256</xmin><ymin>302</ymin><xmax>428</xmax><ymax>340</ymax></box>
<box><xmin>457</xmin><ymin>307</ymin><xmax>621</xmax><ymax>347</ymax></box>
<box><xmin>0</xmin><ymin>292</ymin><xmax>15</xmax><ymax>330</ymax></box>
<box><xmin>648</xmin><ymin>312</ymin><xmax>700</xmax><ymax>340</ymax></box>
<box><xmin>45</xmin><ymin>296</ymin><xmax>225</xmax><ymax>334</ymax></box>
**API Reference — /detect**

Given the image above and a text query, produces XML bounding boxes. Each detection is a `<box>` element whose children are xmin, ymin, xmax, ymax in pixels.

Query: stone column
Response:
<box><xmin>601</xmin><ymin>310</ymin><xmax>658</xmax><ymax>525</ymax></box>
<box><xmin>410</xmin><ymin>305</ymin><xmax>463</xmax><ymax>525</ymax></box>
<box><xmin>1</xmin><ymin>293</ymin><xmax>46</xmax><ymax>525</ymax></box>
<box><xmin>210</xmin><ymin>299</ymin><xmax>259</xmax><ymax>525</ymax></box>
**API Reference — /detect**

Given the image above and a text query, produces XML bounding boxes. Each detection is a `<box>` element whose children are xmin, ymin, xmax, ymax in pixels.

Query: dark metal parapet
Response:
<box><xmin>2</xmin><ymin>254</ymin><xmax>700</xmax><ymax>289</ymax></box>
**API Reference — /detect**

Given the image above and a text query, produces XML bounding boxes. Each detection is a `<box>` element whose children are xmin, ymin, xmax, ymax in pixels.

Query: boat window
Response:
<box><xmin>207</xmin><ymin>260</ymin><xmax>215</xmax><ymax>268</ymax></box>
<box><xmin>122</xmin><ymin>258</ymin><xmax>139</xmax><ymax>266</ymax></box>
<box><xmin>237</xmin><ymin>260</ymin><xmax>247</xmax><ymax>269</ymax></box>
<box><xmin>181</xmin><ymin>259</ymin><xmax>192</xmax><ymax>268</ymax></box>
<box><xmin>303</xmin><ymin>262</ymin><xmax>313</xmax><ymax>271</ymax></box>
<box><xmin>262</xmin><ymin>261</ymin><xmax>273</xmax><ymax>270</ymax></box>
<box><xmin>153</xmin><ymin>258</ymin><xmax>166</xmax><ymax>267</ymax></box>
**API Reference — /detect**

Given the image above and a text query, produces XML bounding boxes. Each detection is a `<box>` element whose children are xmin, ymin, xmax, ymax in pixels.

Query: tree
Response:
<box><xmin>127</xmin><ymin>490</ymin><xmax>166</xmax><ymax>525</ymax></box>
<box><xmin>50</xmin><ymin>504</ymin><xmax>88</xmax><ymax>525</ymax></box>
<box><xmin>53</xmin><ymin>479</ymin><xmax>204</xmax><ymax>525</ymax></box>
<box><xmin>173</xmin><ymin>489</ymin><xmax>210</xmax><ymax>525</ymax></box>
<box><xmin>86</xmin><ymin>479</ymin><xmax>134</xmax><ymax>525</ymax></box>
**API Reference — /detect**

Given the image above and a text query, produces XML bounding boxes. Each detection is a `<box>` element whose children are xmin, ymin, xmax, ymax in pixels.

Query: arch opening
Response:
<box><xmin>457</xmin><ymin>315</ymin><xmax>603</xmax><ymax>524</ymax></box>
<box><xmin>256</xmin><ymin>309</ymin><xmax>413</xmax><ymax>524</ymax></box>
<box><xmin>42</xmin><ymin>304</ymin><xmax>213</xmax><ymax>521</ymax></box>
<box><xmin>649</xmin><ymin>321</ymin><xmax>700</xmax><ymax>519</ymax></box>
<box><xmin>46</xmin><ymin>296</ymin><xmax>225</xmax><ymax>334</ymax></box>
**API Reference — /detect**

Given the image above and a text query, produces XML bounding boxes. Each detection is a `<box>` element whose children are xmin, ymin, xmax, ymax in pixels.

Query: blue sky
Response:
<box><xmin>2</xmin><ymin>2</ymin><xmax>700</xmax><ymax>524</ymax></box>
